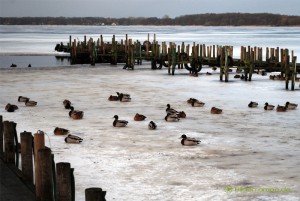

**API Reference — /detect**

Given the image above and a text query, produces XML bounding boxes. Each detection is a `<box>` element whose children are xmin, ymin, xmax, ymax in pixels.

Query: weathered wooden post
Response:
<box><xmin>291</xmin><ymin>56</ymin><xmax>297</xmax><ymax>90</ymax></box>
<box><xmin>85</xmin><ymin>188</ymin><xmax>106</xmax><ymax>201</ymax></box>
<box><xmin>285</xmin><ymin>49</ymin><xmax>290</xmax><ymax>90</ymax></box>
<box><xmin>57</xmin><ymin>162</ymin><xmax>72</xmax><ymax>201</ymax></box>
<box><xmin>0</xmin><ymin>115</ymin><xmax>3</xmax><ymax>155</ymax></box>
<box><xmin>224</xmin><ymin>48</ymin><xmax>229</xmax><ymax>82</ymax></box>
<box><xmin>249</xmin><ymin>50</ymin><xmax>254</xmax><ymax>81</ymax></box>
<box><xmin>171</xmin><ymin>45</ymin><xmax>176</xmax><ymax>75</ymax></box>
<box><xmin>21</xmin><ymin>131</ymin><xmax>33</xmax><ymax>183</ymax></box>
<box><xmin>36</xmin><ymin>147</ymin><xmax>54</xmax><ymax>201</ymax></box>
<box><xmin>111</xmin><ymin>35</ymin><xmax>117</xmax><ymax>65</ymax></box>
<box><xmin>219</xmin><ymin>47</ymin><xmax>224</xmax><ymax>81</ymax></box>
<box><xmin>276</xmin><ymin>47</ymin><xmax>280</xmax><ymax>63</ymax></box>
<box><xmin>34</xmin><ymin>131</ymin><xmax>45</xmax><ymax>200</ymax></box>
<box><xmin>146</xmin><ymin>33</ymin><xmax>150</xmax><ymax>56</ymax></box>
<box><xmin>3</xmin><ymin>121</ymin><xmax>15</xmax><ymax>163</ymax></box>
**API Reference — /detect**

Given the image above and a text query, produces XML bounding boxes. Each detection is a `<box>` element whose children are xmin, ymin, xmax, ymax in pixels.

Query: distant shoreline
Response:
<box><xmin>1</xmin><ymin>13</ymin><xmax>300</xmax><ymax>26</ymax></box>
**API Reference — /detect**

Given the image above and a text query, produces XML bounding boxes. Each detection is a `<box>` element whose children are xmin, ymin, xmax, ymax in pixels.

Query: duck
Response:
<box><xmin>69</xmin><ymin>106</ymin><xmax>84</xmax><ymax>119</ymax></box>
<box><xmin>10</xmin><ymin>63</ymin><xmax>17</xmax><ymax>67</ymax></box>
<box><xmin>276</xmin><ymin>105</ymin><xmax>287</xmax><ymax>112</ymax></box>
<box><xmin>264</xmin><ymin>102</ymin><xmax>275</xmax><ymax>110</ymax></box>
<box><xmin>148</xmin><ymin>121</ymin><xmax>157</xmax><ymax>130</ymax></box>
<box><xmin>187</xmin><ymin>98</ymin><xmax>194</xmax><ymax>104</ymax></box>
<box><xmin>116</xmin><ymin>92</ymin><xmax>130</xmax><ymax>99</ymax></box>
<box><xmin>188</xmin><ymin>98</ymin><xmax>205</xmax><ymax>107</ymax></box>
<box><xmin>25</xmin><ymin>100</ymin><xmax>37</xmax><ymax>106</ymax></box>
<box><xmin>177</xmin><ymin>111</ymin><xmax>186</xmax><ymax>118</ymax></box>
<box><xmin>64</xmin><ymin>134</ymin><xmax>83</xmax><ymax>143</ymax></box>
<box><xmin>165</xmin><ymin>114</ymin><xmax>180</xmax><ymax>122</ymax></box>
<box><xmin>54</xmin><ymin>127</ymin><xmax>69</xmax><ymax>135</ymax></box>
<box><xmin>179</xmin><ymin>134</ymin><xmax>200</xmax><ymax>146</ymax></box>
<box><xmin>108</xmin><ymin>95</ymin><xmax>119</xmax><ymax>101</ymax></box>
<box><xmin>113</xmin><ymin>115</ymin><xmax>128</xmax><ymax>127</ymax></box>
<box><xmin>119</xmin><ymin>93</ymin><xmax>131</xmax><ymax>102</ymax></box>
<box><xmin>234</xmin><ymin>74</ymin><xmax>241</xmax><ymax>79</ymax></box>
<box><xmin>212</xmin><ymin>66</ymin><xmax>217</xmax><ymax>71</ymax></box>
<box><xmin>285</xmin><ymin>102</ymin><xmax>298</xmax><ymax>110</ymax></box>
<box><xmin>134</xmin><ymin>113</ymin><xmax>147</xmax><ymax>121</ymax></box>
<box><xmin>248</xmin><ymin>101</ymin><xmax>258</xmax><ymax>108</ymax></box>
<box><xmin>5</xmin><ymin>103</ymin><xmax>18</xmax><ymax>112</ymax></box>
<box><xmin>18</xmin><ymin>96</ymin><xmax>29</xmax><ymax>102</ymax></box>
<box><xmin>166</xmin><ymin>104</ymin><xmax>179</xmax><ymax>116</ymax></box>
<box><xmin>211</xmin><ymin>107</ymin><xmax>222</xmax><ymax>114</ymax></box>
<box><xmin>63</xmin><ymin>99</ymin><xmax>72</xmax><ymax>109</ymax></box>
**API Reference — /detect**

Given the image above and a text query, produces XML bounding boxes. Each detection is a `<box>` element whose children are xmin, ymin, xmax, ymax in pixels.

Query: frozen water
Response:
<box><xmin>1</xmin><ymin>64</ymin><xmax>299</xmax><ymax>201</ymax></box>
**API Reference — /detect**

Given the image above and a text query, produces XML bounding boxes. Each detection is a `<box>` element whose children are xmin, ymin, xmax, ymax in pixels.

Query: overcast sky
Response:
<box><xmin>1</xmin><ymin>0</ymin><xmax>300</xmax><ymax>18</ymax></box>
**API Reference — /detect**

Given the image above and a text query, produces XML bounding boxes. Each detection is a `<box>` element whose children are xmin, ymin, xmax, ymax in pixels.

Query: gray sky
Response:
<box><xmin>1</xmin><ymin>0</ymin><xmax>300</xmax><ymax>18</ymax></box>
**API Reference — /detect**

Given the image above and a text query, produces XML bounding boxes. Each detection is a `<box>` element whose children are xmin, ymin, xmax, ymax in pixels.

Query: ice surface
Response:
<box><xmin>1</xmin><ymin>64</ymin><xmax>299</xmax><ymax>201</ymax></box>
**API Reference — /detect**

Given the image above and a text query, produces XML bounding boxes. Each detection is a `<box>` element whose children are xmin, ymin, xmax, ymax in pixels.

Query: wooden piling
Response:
<box><xmin>224</xmin><ymin>48</ymin><xmax>229</xmax><ymax>82</ymax></box>
<box><xmin>219</xmin><ymin>47</ymin><xmax>224</xmax><ymax>81</ymax></box>
<box><xmin>85</xmin><ymin>188</ymin><xmax>106</xmax><ymax>201</ymax></box>
<box><xmin>285</xmin><ymin>49</ymin><xmax>290</xmax><ymax>90</ymax></box>
<box><xmin>3</xmin><ymin>121</ymin><xmax>15</xmax><ymax>163</ymax></box>
<box><xmin>21</xmin><ymin>131</ymin><xmax>33</xmax><ymax>182</ymax></box>
<box><xmin>36</xmin><ymin>147</ymin><xmax>54</xmax><ymax>201</ymax></box>
<box><xmin>57</xmin><ymin>162</ymin><xmax>72</xmax><ymax>201</ymax></box>
<box><xmin>291</xmin><ymin>56</ymin><xmax>297</xmax><ymax>90</ymax></box>
<box><xmin>0</xmin><ymin>115</ymin><xmax>3</xmax><ymax>155</ymax></box>
<box><xmin>34</xmin><ymin>131</ymin><xmax>45</xmax><ymax>200</ymax></box>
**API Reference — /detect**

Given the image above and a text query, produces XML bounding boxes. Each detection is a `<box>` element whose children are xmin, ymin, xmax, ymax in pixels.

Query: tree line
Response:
<box><xmin>1</xmin><ymin>13</ymin><xmax>300</xmax><ymax>26</ymax></box>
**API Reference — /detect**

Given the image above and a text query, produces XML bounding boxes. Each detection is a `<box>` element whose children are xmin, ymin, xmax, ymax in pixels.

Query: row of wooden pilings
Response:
<box><xmin>0</xmin><ymin>115</ymin><xmax>106</xmax><ymax>201</ymax></box>
<box><xmin>64</xmin><ymin>34</ymin><xmax>299</xmax><ymax>90</ymax></box>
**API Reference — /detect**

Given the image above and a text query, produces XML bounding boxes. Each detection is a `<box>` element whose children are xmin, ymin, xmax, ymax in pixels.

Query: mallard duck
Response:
<box><xmin>187</xmin><ymin>98</ymin><xmax>195</xmax><ymax>104</ymax></box>
<box><xmin>276</xmin><ymin>105</ymin><xmax>287</xmax><ymax>112</ymax></box>
<box><xmin>248</xmin><ymin>101</ymin><xmax>258</xmax><ymax>108</ymax></box>
<box><xmin>148</xmin><ymin>121</ymin><xmax>157</xmax><ymax>130</ymax></box>
<box><xmin>188</xmin><ymin>98</ymin><xmax>205</xmax><ymax>107</ymax></box>
<box><xmin>264</xmin><ymin>102</ymin><xmax>275</xmax><ymax>110</ymax></box>
<box><xmin>116</xmin><ymin>92</ymin><xmax>130</xmax><ymax>98</ymax></box>
<box><xmin>179</xmin><ymin>134</ymin><xmax>200</xmax><ymax>146</ymax></box>
<box><xmin>134</xmin><ymin>113</ymin><xmax>147</xmax><ymax>121</ymax></box>
<box><xmin>63</xmin><ymin>99</ymin><xmax>72</xmax><ymax>109</ymax></box>
<box><xmin>25</xmin><ymin>100</ymin><xmax>37</xmax><ymax>106</ymax></box>
<box><xmin>211</xmin><ymin>107</ymin><xmax>222</xmax><ymax>114</ymax></box>
<box><xmin>18</xmin><ymin>96</ymin><xmax>29</xmax><ymax>102</ymax></box>
<box><xmin>113</xmin><ymin>115</ymin><xmax>128</xmax><ymax>127</ymax></box>
<box><xmin>54</xmin><ymin>127</ymin><xmax>69</xmax><ymax>135</ymax></box>
<box><xmin>119</xmin><ymin>93</ymin><xmax>131</xmax><ymax>102</ymax></box>
<box><xmin>165</xmin><ymin>114</ymin><xmax>180</xmax><ymax>122</ymax></box>
<box><xmin>177</xmin><ymin>111</ymin><xmax>186</xmax><ymax>118</ymax></box>
<box><xmin>5</xmin><ymin>103</ymin><xmax>18</xmax><ymax>112</ymax></box>
<box><xmin>285</xmin><ymin>102</ymin><xmax>297</xmax><ymax>110</ymax></box>
<box><xmin>10</xmin><ymin>63</ymin><xmax>17</xmax><ymax>67</ymax></box>
<box><xmin>234</xmin><ymin>74</ymin><xmax>241</xmax><ymax>79</ymax></box>
<box><xmin>69</xmin><ymin>106</ymin><xmax>84</xmax><ymax>119</ymax></box>
<box><xmin>64</xmin><ymin>134</ymin><xmax>83</xmax><ymax>143</ymax></box>
<box><xmin>108</xmin><ymin>95</ymin><xmax>119</xmax><ymax>101</ymax></box>
<box><xmin>166</xmin><ymin>104</ymin><xmax>179</xmax><ymax>115</ymax></box>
